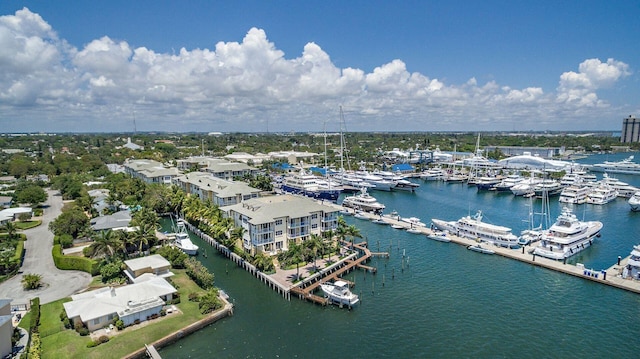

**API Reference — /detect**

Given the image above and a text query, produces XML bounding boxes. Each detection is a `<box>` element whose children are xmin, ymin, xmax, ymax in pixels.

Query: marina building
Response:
<box><xmin>172</xmin><ymin>172</ymin><xmax>262</xmax><ymax>206</ymax></box>
<box><xmin>484</xmin><ymin>146</ymin><xmax>564</xmax><ymax>158</ymax></box>
<box><xmin>124</xmin><ymin>159</ymin><xmax>182</xmax><ymax>185</ymax></box>
<box><xmin>621</xmin><ymin>115</ymin><xmax>640</xmax><ymax>143</ymax></box>
<box><xmin>221</xmin><ymin>195</ymin><xmax>339</xmax><ymax>255</ymax></box>
<box><xmin>176</xmin><ymin>157</ymin><xmax>259</xmax><ymax>180</ymax></box>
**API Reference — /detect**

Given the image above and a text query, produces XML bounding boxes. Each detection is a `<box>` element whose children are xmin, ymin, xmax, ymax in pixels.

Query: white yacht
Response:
<box><xmin>586</xmin><ymin>183</ymin><xmax>618</xmax><ymax>205</ymax></box>
<box><xmin>374</xmin><ymin>170</ymin><xmax>420</xmax><ymax>191</ymax></box>
<box><xmin>354</xmin><ymin>168</ymin><xmax>395</xmax><ymax>191</ymax></box>
<box><xmin>510</xmin><ymin>177</ymin><xmax>542</xmax><ymax>196</ymax></box>
<box><xmin>280</xmin><ymin>168</ymin><xmax>342</xmax><ymax>201</ymax></box>
<box><xmin>628</xmin><ymin>191</ymin><xmax>640</xmax><ymax>211</ymax></box>
<box><xmin>532</xmin><ymin>207</ymin><xmax>603</xmax><ymax>260</ymax></box>
<box><xmin>589</xmin><ymin>156</ymin><xmax>640</xmax><ymax>175</ymax></box>
<box><xmin>174</xmin><ymin>219</ymin><xmax>199</xmax><ymax>255</ymax></box>
<box><xmin>475</xmin><ymin>176</ymin><xmax>502</xmax><ymax>191</ymax></box>
<box><xmin>320</xmin><ymin>280</ymin><xmax>359</xmax><ymax>306</ymax></box>
<box><xmin>599</xmin><ymin>173</ymin><xmax>638</xmax><ymax>198</ymax></box>
<box><xmin>559</xmin><ymin>183</ymin><xmax>591</xmax><ymax>204</ymax></box>
<box><xmin>341</xmin><ymin>187</ymin><xmax>386</xmax><ymax>214</ymax></box>
<box><xmin>431</xmin><ymin>210</ymin><xmax>519</xmax><ymax>248</ymax></box>
<box><xmin>533</xmin><ymin>179</ymin><xmax>564</xmax><ymax>197</ymax></box>
<box><xmin>420</xmin><ymin>167</ymin><xmax>445</xmax><ymax>181</ymax></box>
<box><xmin>400</xmin><ymin>216</ymin><xmax>426</xmax><ymax>227</ymax></box>
<box><xmin>493</xmin><ymin>174</ymin><xmax>524</xmax><ymax>192</ymax></box>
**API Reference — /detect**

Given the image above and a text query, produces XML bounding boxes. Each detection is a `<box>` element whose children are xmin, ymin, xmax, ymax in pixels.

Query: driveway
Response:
<box><xmin>0</xmin><ymin>189</ymin><xmax>91</xmax><ymax>305</ymax></box>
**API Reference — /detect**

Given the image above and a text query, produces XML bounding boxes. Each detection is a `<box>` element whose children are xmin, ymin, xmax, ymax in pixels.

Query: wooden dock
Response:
<box><xmin>290</xmin><ymin>240</ymin><xmax>383</xmax><ymax>306</ymax></box>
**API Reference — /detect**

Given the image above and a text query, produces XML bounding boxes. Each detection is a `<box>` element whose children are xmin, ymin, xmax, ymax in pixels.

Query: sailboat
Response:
<box><xmin>518</xmin><ymin>186</ymin><xmax>550</xmax><ymax>245</ymax></box>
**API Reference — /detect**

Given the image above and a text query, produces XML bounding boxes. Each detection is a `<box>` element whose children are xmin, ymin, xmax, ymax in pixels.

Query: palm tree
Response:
<box><xmin>305</xmin><ymin>234</ymin><xmax>324</xmax><ymax>269</ymax></box>
<box><xmin>89</xmin><ymin>229</ymin><xmax>120</xmax><ymax>260</ymax></box>
<box><xmin>2</xmin><ymin>221</ymin><xmax>17</xmax><ymax>241</ymax></box>
<box><xmin>130</xmin><ymin>222</ymin><xmax>156</xmax><ymax>255</ymax></box>
<box><xmin>229</xmin><ymin>226</ymin><xmax>246</xmax><ymax>250</ymax></box>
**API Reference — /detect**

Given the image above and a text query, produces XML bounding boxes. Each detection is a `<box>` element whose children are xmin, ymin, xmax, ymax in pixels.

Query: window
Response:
<box><xmin>93</xmin><ymin>318</ymin><xmax>100</xmax><ymax>325</ymax></box>
<box><xmin>312</xmin><ymin>224</ymin><xmax>318</xmax><ymax>229</ymax></box>
<box><xmin>276</xmin><ymin>230</ymin><xmax>283</xmax><ymax>236</ymax></box>
<box><xmin>275</xmin><ymin>219</ymin><xmax>283</xmax><ymax>225</ymax></box>
<box><xmin>311</xmin><ymin>213</ymin><xmax>318</xmax><ymax>219</ymax></box>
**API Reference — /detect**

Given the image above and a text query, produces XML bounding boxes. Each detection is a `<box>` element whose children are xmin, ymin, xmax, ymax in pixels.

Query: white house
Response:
<box><xmin>63</xmin><ymin>277</ymin><xmax>176</xmax><ymax>331</ymax></box>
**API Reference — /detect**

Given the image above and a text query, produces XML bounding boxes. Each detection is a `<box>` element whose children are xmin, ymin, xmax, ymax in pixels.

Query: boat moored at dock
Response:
<box><xmin>532</xmin><ymin>207</ymin><xmax>603</xmax><ymax>260</ymax></box>
<box><xmin>431</xmin><ymin>210</ymin><xmax>519</xmax><ymax>248</ymax></box>
<box><xmin>320</xmin><ymin>280</ymin><xmax>359</xmax><ymax>306</ymax></box>
<box><xmin>629</xmin><ymin>191</ymin><xmax>640</xmax><ymax>211</ymax></box>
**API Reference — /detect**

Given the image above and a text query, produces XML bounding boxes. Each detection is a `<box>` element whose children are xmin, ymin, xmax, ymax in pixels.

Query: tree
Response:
<box><xmin>21</xmin><ymin>273</ymin><xmax>43</xmax><ymax>290</ymax></box>
<box><xmin>2</xmin><ymin>221</ymin><xmax>18</xmax><ymax>240</ymax></box>
<box><xmin>89</xmin><ymin>230</ymin><xmax>121</xmax><ymax>260</ymax></box>
<box><xmin>15</xmin><ymin>185</ymin><xmax>47</xmax><ymax>205</ymax></box>
<box><xmin>130</xmin><ymin>222</ymin><xmax>156</xmax><ymax>255</ymax></box>
<box><xmin>48</xmin><ymin>205</ymin><xmax>90</xmax><ymax>238</ymax></box>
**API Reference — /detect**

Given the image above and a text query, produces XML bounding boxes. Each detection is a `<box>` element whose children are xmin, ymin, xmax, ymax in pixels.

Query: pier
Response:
<box><xmin>344</xmin><ymin>207</ymin><xmax>640</xmax><ymax>295</ymax></box>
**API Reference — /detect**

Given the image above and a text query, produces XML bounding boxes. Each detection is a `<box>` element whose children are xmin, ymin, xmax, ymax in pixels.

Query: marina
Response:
<box><xmin>160</xmin><ymin>152</ymin><xmax>640</xmax><ymax>358</ymax></box>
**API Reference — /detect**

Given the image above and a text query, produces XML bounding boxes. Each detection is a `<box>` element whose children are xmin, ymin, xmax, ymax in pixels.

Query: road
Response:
<box><xmin>0</xmin><ymin>189</ymin><xmax>91</xmax><ymax>305</ymax></box>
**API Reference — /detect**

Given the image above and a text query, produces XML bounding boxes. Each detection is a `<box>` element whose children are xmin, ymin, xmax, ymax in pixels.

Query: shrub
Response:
<box><xmin>99</xmin><ymin>261</ymin><xmax>123</xmax><ymax>282</ymax></box>
<box><xmin>21</xmin><ymin>273</ymin><xmax>42</xmax><ymax>290</ymax></box>
<box><xmin>198</xmin><ymin>288</ymin><xmax>223</xmax><ymax>315</ymax></box>
<box><xmin>98</xmin><ymin>335</ymin><xmax>109</xmax><ymax>344</ymax></box>
<box><xmin>29</xmin><ymin>297</ymin><xmax>40</xmax><ymax>334</ymax></box>
<box><xmin>184</xmin><ymin>257</ymin><xmax>214</xmax><ymax>289</ymax></box>
<box><xmin>188</xmin><ymin>292</ymin><xmax>201</xmax><ymax>302</ymax></box>
<box><xmin>86</xmin><ymin>340</ymin><xmax>98</xmax><ymax>348</ymax></box>
<box><xmin>155</xmin><ymin>245</ymin><xmax>188</xmax><ymax>268</ymax></box>
<box><xmin>59</xmin><ymin>234</ymin><xmax>74</xmax><ymax>249</ymax></box>
<box><xmin>133</xmin><ymin>319</ymin><xmax>140</xmax><ymax>325</ymax></box>
<box><xmin>52</xmin><ymin>244</ymin><xmax>99</xmax><ymax>275</ymax></box>
<box><xmin>160</xmin><ymin>309</ymin><xmax>166</xmax><ymax>317</ymax></box>
<box><xmin>76</xmin><ymin>327</ymin><xmax>89</xmax><ymax>336</ymax></box>
<box><xmin>28</xmin><ymin>332</ymin><xmax>41</xmax><ymax>358</ymax></box>
<box><xmin>115</xmin><ymin>319</ymin><xmax>124</xmax><ymax>330</ymax></box>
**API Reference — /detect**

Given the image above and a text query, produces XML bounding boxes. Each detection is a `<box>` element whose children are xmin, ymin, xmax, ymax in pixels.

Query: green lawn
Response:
<box><xmin>15</xmin><ymin>220</ymin><xmax>41</xmax><ymax>230</ymax></box>
<box><xmin>24</xmin><ymin>270</ymin><xmax>218</xmax><ymax>359</ymax></box>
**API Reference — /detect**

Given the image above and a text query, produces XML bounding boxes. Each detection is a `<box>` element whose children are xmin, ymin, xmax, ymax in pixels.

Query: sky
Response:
<box><xmin>0</xmin><ymin>1</ymin><xmax>639</xmax><ymax>133</ymax></box>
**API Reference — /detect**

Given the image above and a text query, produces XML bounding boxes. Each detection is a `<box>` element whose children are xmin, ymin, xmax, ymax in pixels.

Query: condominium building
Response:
<box><xmin>621</xmin><ymin>115</ymin><xmax>640</xmax><ymax>143</ymax></box>
<box><xmin>221</xmin><ymin>195</ymin><xmax>339</xmax><ymax>255</ymax></box>
<box><xmin>172</xmin><ymin>172</ymin><xmax>262</xmax><ymax>206</ymax></box>
<box><xmin>123</xmin><ymin>159</ymin><xmax>182</xmax><ymax>185</ymax></box>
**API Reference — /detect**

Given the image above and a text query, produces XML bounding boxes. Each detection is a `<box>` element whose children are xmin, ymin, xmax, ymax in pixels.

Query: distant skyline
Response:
<box><xmin>0</xmin><ymin>1</ymin><xmax>639</xmax><ymax>133</ymax></box>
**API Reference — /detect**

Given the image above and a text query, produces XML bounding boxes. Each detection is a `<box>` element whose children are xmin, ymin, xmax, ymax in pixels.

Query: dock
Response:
<box><xmin>345</xmin><ymin>206</ymin><xmax>640</xmax><ymax>295</ymax></box>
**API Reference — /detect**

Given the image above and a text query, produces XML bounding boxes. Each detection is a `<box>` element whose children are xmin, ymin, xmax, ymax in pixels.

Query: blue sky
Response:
<box><xmin>0</xmin><ymin>1</ymin><xmax>638</xmax><ymax>133</ymax></box>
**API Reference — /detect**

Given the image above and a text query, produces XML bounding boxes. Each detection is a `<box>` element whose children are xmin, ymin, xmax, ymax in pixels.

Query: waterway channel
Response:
<box><xmin>160</xmin><ymin>151</ymin><xmax>640</xmax><ymax>358</ymax></box>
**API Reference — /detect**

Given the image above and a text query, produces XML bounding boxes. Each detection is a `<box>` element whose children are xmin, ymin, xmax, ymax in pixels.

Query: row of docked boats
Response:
<box><xmin>431</xmin><ymin>205</ymin><xmax>603</xmax><ymax>261</ymax></box>
<box><xmin>274</xmin><ymin>167</ymin><xmax>421</xmax><ymax>202</ymax></box>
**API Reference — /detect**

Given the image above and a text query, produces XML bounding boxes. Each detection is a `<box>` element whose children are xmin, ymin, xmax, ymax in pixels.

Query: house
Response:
<box><xmin>90</xmin><ymin>210</ymin><xmax>131</xmax><ymax>231</ymax></box>
<box><xmin>124</xmin><ymin>159</ymin><xmax>181</xmax><ymax>185</ymax></box>
<box><xmin>0</xmin><ymin>196</ymin><xmax>12</xmax><ymax>209</ymax></box>
<box><xmin>63</xmin><ymin>277</ymin><xmax>176</xmax><ymax>331</ymax></box>
<box><xmin>221</xmin><ymin>194</ymin><xmax>339</xmax><ymax>255</ymax></box>
<box><xmin>124</xmin><ymin>254</ymin><xmax>173</xmax><ymax>283</ymax></box>
<box><xmin>0</xmin><ymin>299</ymin><xmax>12</xmax><ymax>358</ymax></box>
<box><xmin>0</xmin><ymin>207</ymin><xmax>33</xmax><ymax>225</ymax></box>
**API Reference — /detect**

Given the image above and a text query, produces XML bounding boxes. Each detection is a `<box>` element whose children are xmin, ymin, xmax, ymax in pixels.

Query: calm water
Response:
<box><xmin>160</xmin><ymin>152</ymin><xmax>640</xmax><ymax>358</ymax></box>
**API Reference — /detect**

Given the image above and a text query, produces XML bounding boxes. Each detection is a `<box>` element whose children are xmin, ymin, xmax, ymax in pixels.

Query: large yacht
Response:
<box><xmin>420</xmin><ymin>167</ymin><xmax>446</xmax><ymax>181</ymax></box>
<box><xmin>586</xmin><ymin>183</ymin><xmax>618</xmax><ymax>205</ymax></box>
<box><xmin>599</xmin><ymin>174</ymin><xmax>639</xmax><ymax>198</ymax></box>
<box><xmin>341</xmin><ymin>187</ymin><xmax>386</xmax><ymax>214</ymax></box>
<box><xmin>533</xmin><ymin>179</ymin><xmax>564</xmax><ymax>197</ymax></box>
<box><xmin>628</xmin><ymin>191</ymin><xmax>640</xmax><ymax>211</ymax></box>
<box><xmin>623</xmin><ymin>244</ymin><xmax>640</xmax><ymax>280</ymax></box>
<box><xmin>532</xmin><ymin>207</ymin><xmax>603</xmax><ymax>260</ymax></box>
<box><xmin>493</xmin><ymin>174</ymin><xmax>524</xmax><ymax>192</ymax></box>
<box><xmin>558</xmin><ymin>183</ymin><xmax>592</xmax><ymax>204</ymax></box>
<box><xmin>354</xmin><ymin>167</ymin><xmax>396</xmax><ymax>191</ymax></box>
<box><xmin>374</xmin><ymin>170</ymin><xmax>420</xmax><ymax>191</ymax></box>
<box><xmin>588</xmin><ymin>156</ymin><xmax>640</xmax><ymax>175</ymax></box>
<box><xmin>431</xmin><ymin>210</ymin><xmax>519</xmax><ymax>248</ymax></box>
<box><xmin>280</xmin><ymin>169</ymin><xmax>342</xmax><ymax>201</ymax></box>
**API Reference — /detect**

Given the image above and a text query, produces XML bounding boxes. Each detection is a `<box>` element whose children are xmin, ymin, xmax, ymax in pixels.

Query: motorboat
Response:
<box><xmin>400</xmin><ymin>217</ymin><xmax>426</xmax><ymax>227</ymax></box>
<box><xmin>354</xmin><ymin>166</ymin><xmax>396</xmax><ymax>191</ymax></box>
<box><xmin>353</xmin><ymin>211</ymin><xmax>369</xmax><ymax>220</ymax></box>
<box><xmin>406</xmin><ymin>227</ymin><xmax>422</xmax><ymax>234</ymax></box>
<box><xmin>320</xmin><ymin>280</ymin><xmax>359</xmax><ymax>306</ymax></box>
<box><xmin>586</xmin><ymin>183</ymin><xmax>618</xmax><ymax>205</ymax></box>
<box><xmin>391</xmin><ymin>224</ymin><xmax>404</xmax><ymax>230</ymax></box>
<box><xmin>532</xmin><ymin>207</ymin><xmax>603</xmax><ymax>260</ymax></box>
<box><xmin>628</xmin><ymin>191</ymin><xmax>640</xmax><ymax>211</ymax></box>
<box><xmin>588</xmin><ymin>156</ymin><xmax>640</xmax><ymax>175</ymax></box>
<box><xmin>510</xmin><ymin>177</ymin><xmax>542</xmax><ymax>196</ymax></box>
<box><xmin>374</xmin><ymin>170</ymin><xmax>420</xmax><ymax>191</ymax></box>
<box><xmin>431</xmin><ymin>210</ymin><xmax>519</xmax><ymax>248</ymax></box>
<box><xmin>371</xmin><ymin>218</ymin><xmax>389</xmax><ymax>225</ymax></box>
<box><xmin>280</xmin><ymin>168</ymin><xmax>342</xmax><ymax>201</ymax></box>
<box><xmin>174</xmin><ymin>219</ymin><xmax>199</xmax><ymax>255</ymax></box>
<box><xmin>558</xmin><ymin>183</ymin><xmax>592</xmax><ymax>204</ymax></box>
<box><xmin>467</xmin><ymin>244</ymin><xmax>495</xmax><ymax>254</ymax></box>
<box><xmin>427</xmin><ymin>230</ymin><xmax>451</xmax><ymax>242</ymax></box>
<box><xmin>341</xmin><ymin>187</ymin><xmax>386</xmax><ymax>214</ymax></box>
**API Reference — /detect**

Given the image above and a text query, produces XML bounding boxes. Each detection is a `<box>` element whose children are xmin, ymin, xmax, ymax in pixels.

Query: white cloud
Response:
<box><xmin>0</xmin><ymin>8</ymin><xmax>634</xmax><ymax>132</ymax></box>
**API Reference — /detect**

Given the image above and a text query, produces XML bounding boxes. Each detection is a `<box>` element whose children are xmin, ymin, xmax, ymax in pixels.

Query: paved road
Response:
<box><xmin>0</xmin><ymin>189</ymin><xmax>91</xmax><ymax>305</ymax></box>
